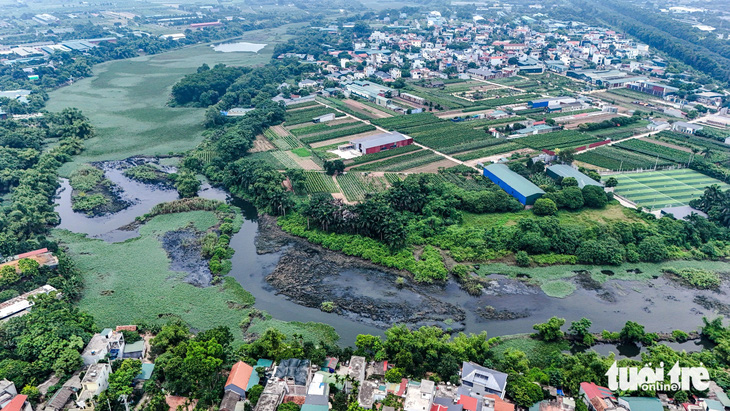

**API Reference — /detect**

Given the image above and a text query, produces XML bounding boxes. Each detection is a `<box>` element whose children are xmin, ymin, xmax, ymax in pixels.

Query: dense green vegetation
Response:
<box><xmin>0</xmin><ymin>109</ymin><xmax>94</xmax><ymax>255</ymax></box>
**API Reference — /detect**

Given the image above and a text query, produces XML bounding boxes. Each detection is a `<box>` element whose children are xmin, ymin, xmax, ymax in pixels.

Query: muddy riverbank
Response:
<box><xmin>54</xmin><ymin>160</ymin><xmax>730</xmax><ymax>349</ymax></box>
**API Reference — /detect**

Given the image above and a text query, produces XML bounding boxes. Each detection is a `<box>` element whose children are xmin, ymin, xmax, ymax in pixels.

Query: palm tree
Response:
<box><xmin>701</xmin><ymin>147</ymin><xmax>713</xmax><ymax>160</ymax></box>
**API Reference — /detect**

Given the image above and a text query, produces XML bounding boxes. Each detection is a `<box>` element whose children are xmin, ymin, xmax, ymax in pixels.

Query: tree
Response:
<box><xmin>557</xmin><ymin>148</ymin><xmax>576</xmax><ymax>164</ymax></box>
<box><xmin>561</xmin><ymin>177</ymin><xmax>578</xmax><ymax>187</ymax></box>
<box><xmin>674</xmin><ymin>391</ymin><xmax>689</xmax><ymax>403</ymax></box>
<box><xmin>568</xmin><ymin>318</ymin><xmax>595</xmax><ymax>346</ymax></box>
<box><xmin>559</xmin><ymin>187</ymin><xmax>585</xmax><ymax>210</ymax></box>
<box><xmin>385</xmin><ymin>367</ymin><xmax>404</xmax><ymax>383</ymax></box>
<box><xmin>324</xmin><ymin>160</ymin><xmax>345</xmax><ymax>176</ymax></box>
<box><xmin>605</xmin><ymin>177</ymin><xmax>618</xmax><ymax>187</ymax></box>
<box><xmin>98</xmin><ymin>359</ymin><xmax>142</xmax><ymax>409</ymax></box>
<box><xmin>532</xmin><ymin>198</ymin><xmax>557</xmax><ymax>216</ymax></box>
<box><xmin>619</xmin><ymin>321</ymin><xmax>645</xmax><ymax>343</ymax></box>
<box><xmin>277</xmin><ymin>403</ymin><xmax>301</xmax><ymax>411</ymax></box>
<box><xmin>582</xmin><ymin>185</ymin><xmax>607</xmax><ymax>208</ymax></box>
<box><xmin>506</xmin><ymin>375</ymin><xmax>543</xmax><ymax>407</ymax></box>
<box><xmin>248</xmin><ymin>385</ymin><xmax>264</xmax><ymax>407</ymax></box>
<box><xmin>637</xmin><ymin>236</ymin><xmax>668</xmax><ymax>262</ymax></box>
<box><xmin>533</xmin><ymin>317</ymin><xmax>565</xmax><ymax>342</ymax></box>
<box><xmin>173</xmin><ymin>172</ymin><xmax>201</xmax><ymax>198</ymax></box>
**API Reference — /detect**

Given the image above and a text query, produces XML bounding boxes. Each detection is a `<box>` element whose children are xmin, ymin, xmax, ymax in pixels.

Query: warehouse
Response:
<box><xmin>546</xmin><ymin>165</ymin><xmax>602</xmax><ymax>188</ymax></box>
<box><xmin>483</xmin><ymin>163</ymin><xmax>544</xmax><ymax>205</ymax></box>
<box><xmin>528</xmin><ymin>97</ymin><xmax>577</xmax><ymax>109</ymax></box>
<box><xmin>350</xmin><ymin>132</ymin><xmax>413</xmax><ymax>155</ymax></box>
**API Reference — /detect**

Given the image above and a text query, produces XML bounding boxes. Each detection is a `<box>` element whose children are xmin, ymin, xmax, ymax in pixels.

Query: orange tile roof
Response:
<box><xmin>458</xmin><ymin>395</ymin><xmax>478</xmax><ymax>411</ymax></box>
<box><xmin>485</xmin><ymin>394</ymin><xmax>515</xmax><ymax>411</ymax></box>
<box><xmin>225</xmin><ymin>361</ymin><xmax>254</xmax><ymax>391</ymax></box>
<box><xmin>3</xmin><ymin>395</ymin><xmax>27</xmax><ymax>411</ymax></box>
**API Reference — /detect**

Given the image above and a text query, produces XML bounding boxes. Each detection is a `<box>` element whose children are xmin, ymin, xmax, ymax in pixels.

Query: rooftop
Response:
<box><xmin>81</xmin><ymin>363</ymin><xmax>110</xmax><ymax>384</ymax></box>
<box><xmin>547</xmin><ymin>165</ymin><xmax>602</xmax><ymax>188</ymax></box>
<box><xmin>226</xmin><ymin>361</ymin><xmax>254</xmax><ymax>391</ymax></box>
<box><xmin>619</xmin><ymin>397</ymin><xmax>662</xmax><ymax>411</ymax></box>
<box><xmin>274</xmin><ymin>359</ymin><xmax>310</xmax><ymax>386</ymax></box>
<box><xmin>351</xmin><ymin>131</ymin><xmax>411</xmax><ymax>150</ymax></box>
<box><xmin>483</xmin><ymin>164</ymin><xmax>545</xmax><ymax>199</ymax></box>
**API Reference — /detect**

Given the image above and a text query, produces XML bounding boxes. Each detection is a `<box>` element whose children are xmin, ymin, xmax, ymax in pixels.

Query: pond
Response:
<box><xmin>54</xmin><ymin>162</ymin><xmax>730</xmax><ymax>344</ymax></box>
<box><xmin>211</xmin><ymin>42</ymin><xmax>267</xmax><ymax>53</ymax></box>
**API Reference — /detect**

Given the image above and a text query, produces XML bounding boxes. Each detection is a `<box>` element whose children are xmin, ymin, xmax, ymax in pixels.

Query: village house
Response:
<box><xmin>459</xmin><ymin>362</ymin><xmax>509</xmax><ymax>400</ymax></box>
<box><xmin>81</xmin><ymin>329</ymin><xmax>125</xmax><ymax>365</ymax></box>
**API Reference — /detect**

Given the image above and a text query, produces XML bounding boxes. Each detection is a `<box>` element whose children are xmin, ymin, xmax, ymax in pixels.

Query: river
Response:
<box><xmin>54</xmin><ymin>159</ymin><xmax>728</xmax><ymax>353</ymax></box>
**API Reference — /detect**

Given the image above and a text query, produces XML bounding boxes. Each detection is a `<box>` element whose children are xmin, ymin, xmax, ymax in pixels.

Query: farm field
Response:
<box><xmin>351</xmin><ymin>150</ymin><xmax>443</xmax><ymax>172</ymax></box>
<box><xmin>575</xmin><ymin>146</ymin><xmax>673</xmax><ymax>171</ymax></box>
<box><xmin>614</xmin><ymin>139</ymin><xmax>692</xmax><ymax>163</ymax></box>
<box><xmin>336</xmin><ymin>172</ymin><xmax>392</xmax><ymax>201</ymax></box>
<box><xmin>47</xmin><ymin>25</ymin><xmax>293</xmax><ymax>175</ymax></box>
<box><xmin>302</xmin><ymin>172</ymin><xmax>338</xmax><ymax>194</ymax></box>
<box><xmin>513</xmin><ymin>130</ymin><xmax>601</xmax><ymax>150</ymax></box>
<box><xmin>612</xmin><ymin>169</ymin><xmax>730</xmax><ymax>209</ymax></box>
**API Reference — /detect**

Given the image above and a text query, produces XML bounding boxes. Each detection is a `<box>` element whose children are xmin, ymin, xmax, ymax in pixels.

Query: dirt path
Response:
<box><xmin>344</xmin><ymin>99</ymin><xmax>392</xmax><ymax>119</ymax></box>
<box><xmin>250</xmin><ymin>134</ymin><xmax>276</xmax><ymax>152</ymax></box>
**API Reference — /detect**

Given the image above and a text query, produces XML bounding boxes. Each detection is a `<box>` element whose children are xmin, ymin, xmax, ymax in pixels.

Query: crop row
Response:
<box><xmin>383</xmin><ymin>152</ymin><xmax>444</xmax><ymax>172</ymax></box>
<box><xmin>264</xmin><ymin>128</ymin><xmax>300</xmax><ymax>150</ymax></box>
<box><xmin>303</xmin><ymin>172</ymin><xmax>338</xmax><ymax>194</ymax></box>
<box><xmin>270</xmin><ymin>151</ymin><xmax>301</xmax><ymax>169</ymax></box>
<box><xmin>336</xmin><ymin>173</ymin><xmax>390</xmax><ymax>201</ymax></box>
<box><xmin>614</xmin><ymin>139</ymin><xmax>691</xmax><ymax>163</ymax></box>
<box><xmin>453</xmin><ymin>141</ymin><xmax>521</xmax><ymax>161</ymax></box>
<box><xmin>283</xmin><ymin>107</ymin><xmax>344</xmax><ymax>126</ymax></box>
<box><xmin>525</xmin><ymin>108</ymin><xmax>600</xmax><ymax>121</ymax></box>
<box><xmin>300</xmin><ymin>124</ymin><xmax>376</xmax><ymax>144</ymax></box>
<box><xmin>575</xmin><ymin>146</ymin><xmax>672</xmax><ymax>170</ymax></box>
<box><xmin>439</xmin><ymin>138</ymin><xmax>510</xmax><ymax>155</ymax></box>
<box><xmin>514</xmin><ymin>130</ymin><xmax>599</xmax><ymax>150</ymax></box>
<box><xmin>460</xmin><ymin>93</ymin><xmax>540</xmax><ymax>111</ymax></box>
<box><xmin>286</xmin><ymin>101</ymin><xmax>319</xmax><ymax>110</ymax></box>
<box><xmin>371</xmin><ymin>112</ymin><xmax>442</xmax><ymax>130</ymax></box>
<box><xmin>352</xmin><ymin>150</ymin><xmax>438</xmax><ymax>171</ymax></box>
<box><xmin>347</xmin><ymin>145</ymin><xmax>421</xmax><ymax>165</ymax></box>
<box><xmin>290</xmin><ymin>120</ymin><xmax>357</xmax><ymax>137</ymax></box>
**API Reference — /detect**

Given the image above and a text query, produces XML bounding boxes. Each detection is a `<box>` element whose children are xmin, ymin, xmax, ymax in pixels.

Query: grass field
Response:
<box><xmin>52</xmin><ymin>211</ymin><xmax>337</xmax><ymax>344</ymax></box>
<box><xmin>612</xmin><ymin>169</ymin><xmax>730</xmax><ymax>209</ymax></box>
<box><xmin>47</xmin><ymin>26</ymin><xmax>294</xmax><ymax>175</ymax></box>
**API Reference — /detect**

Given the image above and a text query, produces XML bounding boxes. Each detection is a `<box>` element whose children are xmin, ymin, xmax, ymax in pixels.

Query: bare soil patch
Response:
<box><xmin>401</xmin><ymin>158</ymin><xmax>458</xmax><ymax>173</ymax></box>
<box><xmin>250</xmin><ymin>134</ymin><xmax>276</xmax><ymax>152</ymax></box>
<box><xmin>344</xmin><ymin>99</ymin><xmax>392</xmax><ymax>119</ymax></box>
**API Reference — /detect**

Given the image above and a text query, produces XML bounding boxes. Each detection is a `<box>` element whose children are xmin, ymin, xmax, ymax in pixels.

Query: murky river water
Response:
<box><xmin>54</xmin><ymin>160</ymin><xmax>727</xmax><ymax>353</ymax></box>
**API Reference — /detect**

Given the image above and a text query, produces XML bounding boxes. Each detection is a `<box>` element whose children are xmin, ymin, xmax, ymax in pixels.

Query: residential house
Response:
<box><xmin>81</xmin><ymin>329</ymin><xmax>125</xmax><ymax>365</ymax></box>
<box><xmin>225</xmin><ymin>361</ymin><xmax>255</xmax><ymax>398</ymax></box>
<box><xmin>459</xmin><ymin>362</ymin><xmax>509</xmax><ymax>399</ymax></box>
<box><xmin>405</xmin><ymin>380</ymin><xmax>435</xmax><ymax>411</ymax></box>
<box><xmin>646</xmin><ymin>120</ymin><xmax>670</xmax><ymax>131</ymax></box>
<box><xmin>579</xmin><ymin>382</ymin><xmax>617</xmax><ymax>411</ymax></box>
<box><xmin>123</xmin><ymin>340</ymin><xmax>145</xmax><ymax>359</ymax></box>
<box><xmin>0</xmin><ymin>285</ymin><xmax>58</xmax><ymax>322</ymax></box>
<box><xmin>298</xmin><ymin>79</ymin><xmax>318</xmax><ymax>89</ymax></box>
<box><xmin>76</xmin><ymin>363</ymin><xmax>112</xmax><ymax>408</ymax></box>
<box><xmin>672</xmin><ymin>122</ymin><xmax>703</xmax><ymax>135</ymax></box>
<box><xmin>2</xmin><ymin>395</ymin><xmax>31</xmax><ymax>411</ymax></box>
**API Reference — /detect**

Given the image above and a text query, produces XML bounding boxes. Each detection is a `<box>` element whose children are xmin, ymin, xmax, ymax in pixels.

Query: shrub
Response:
<box><xmin>515</xmin><ymin>251</ymin><xmax>531</xmax><ymax>267</ymax></box>
<box><xmin>320</xmin><ymin>301</ymin><xmax>336</xmax><ymax>312</ymax></box>
<box><xmin>532</xmin><ymin>198</ymin><xmax>557</xmax><ymax>216</ymax></box>
<box><xmin>582</xmin><ymin>185</ymin><xmax>608</xmax><ymax>208</ymax></box>
<box><xmin>664</xmin><ymin>267</ymin><xmax>721</xmax><ymax>289</ymax></box>
<box><xmin>672</xmin><ymin>330</ymin><xmax>689</xmax><ymax>342</ymax></box>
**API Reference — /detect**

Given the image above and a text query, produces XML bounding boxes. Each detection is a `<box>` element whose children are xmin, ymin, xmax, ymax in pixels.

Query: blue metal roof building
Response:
<box><xmin>546</xmin><ymin>165</ymin><xmax>602</xmax><ymax>188</ymax></box>
<box><xmin>483</xmin><ymin>163</ymin><xmax>544</xmax><ymax>205</ymax></box>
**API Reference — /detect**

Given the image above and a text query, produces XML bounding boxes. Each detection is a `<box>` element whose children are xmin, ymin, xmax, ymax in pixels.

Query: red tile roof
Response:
<box><xmin>3</xmin><ymin>395</ymin><xmax>27</xmax><ymax>411</ymax></box>
<box><xmin>580</xmin><ymin>382</ymin><xmax>615</xmax><ymax>401</ymax></box>
<box><xmin>225</xmin><ymin>361</ymin><xmax>254</xmax><ymax>391</ymax></box>
<box><xmin>485</xmin><ymin>394</ymin><xmax>515</xmax><ymax>411</ymax></box>
<box><xmin>458</xmin><ymin>395</ymin><xmax>479</xmax><ymax>411</ymax></box>
<box><xmin>397</xmin><ymin>379</ymin><xmax>408</xmax><ymax>396</ymax></box>
<box><xmin>16</xmin><ymin>248</ymin><xmax>48</xmax><ymax>259</ymax></box>
<box><xmin>431</xmin><ymin>404</ymin><xmax>449</xmax><ymax>411</ymax></box>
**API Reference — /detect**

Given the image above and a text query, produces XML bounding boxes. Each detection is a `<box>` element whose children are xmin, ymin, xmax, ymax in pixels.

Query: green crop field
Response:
<box><xmin>576</xmin><ymin>146</ymin><xmax>673</xmax><ymax>170</ymax></box>
<box><xmin>47</xmin><ymin>26</ymin><xmax>292</xmax><ymax>175</ymax></box>
<box><xmin>612</xmin><ymin>169</ymin><xmax>730</xmax><ymax>209</ymax></box>
<box><xmin>303</xmin><ymin>172</ymin><xmax>338</xmax><ymax>193</ymax></box>
<box><xmin>52</xmin><ymin>211</ymin><xmax>337</xmax><ymax>344</ymax></box>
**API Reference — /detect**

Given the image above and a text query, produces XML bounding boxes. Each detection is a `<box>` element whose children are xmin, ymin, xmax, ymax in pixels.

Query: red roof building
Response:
<box><xmin>485</xmin><ymin>394</ymin><xmax>515</xmax><ymax>411</ymax></box>
<box><xmin>4</xmin><ymin>395</ymin><xmax>28</xmax><ymax>411</ymax></box>
<box><xmin>225</xmin><ymin>362</ymin><xmax>254</xmax><ymax>397</ymax></box>
<box><xmin>458</xmin><ymin>395</ymin><xmax>479</xmax><ymax>411</ymax></box>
